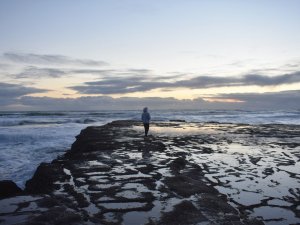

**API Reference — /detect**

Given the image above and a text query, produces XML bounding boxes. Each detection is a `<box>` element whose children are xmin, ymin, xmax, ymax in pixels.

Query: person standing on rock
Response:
<box><xmin>141</xmin><ymin>107</ymin><xmax>151</xmax><ymax>137</ymax></box>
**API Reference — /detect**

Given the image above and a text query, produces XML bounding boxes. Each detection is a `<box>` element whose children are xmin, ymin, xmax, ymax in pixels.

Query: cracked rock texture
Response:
<box><xmin>0</xmin><ymin>120</ymin><xmax>299</xmax><ymax>225</ymax></box>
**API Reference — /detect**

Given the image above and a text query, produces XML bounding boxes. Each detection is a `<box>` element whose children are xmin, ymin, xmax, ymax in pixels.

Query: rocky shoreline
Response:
<box><xmin>0</xmin><ymin>120</ymin><xmax>299</xmax><ymax>225</ymax></box>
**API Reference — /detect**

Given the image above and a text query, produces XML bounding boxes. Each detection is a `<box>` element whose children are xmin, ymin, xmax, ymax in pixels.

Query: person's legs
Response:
<box><xmin>145</xmin><ymin>123</ymin><xmax>149</xmax><ymax>136</ymax></box>
<box><xmin>144</xmin><ymin>123</ymin><xmax>149</xmax><ymax>136</ymax></box>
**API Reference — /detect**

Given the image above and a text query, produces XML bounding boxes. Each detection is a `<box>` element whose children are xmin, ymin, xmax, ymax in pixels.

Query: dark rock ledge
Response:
<box><xmin>3</xmin><ymin>120</ymin><xmax>297</xmax><ymax>224</ymax></box>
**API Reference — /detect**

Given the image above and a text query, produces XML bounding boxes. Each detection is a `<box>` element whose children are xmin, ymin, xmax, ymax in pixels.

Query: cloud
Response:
<box><xmin>9</xmin><ymin>67</ymin><xmax>117</xmax><ymax>79</ymax></box>
<box><xmin>1</xmin><ymin>51</ymin><xmax>300</xmax><ymax>111</ymax></box>
<box><xmin>0</xmin><ymin>82</ymin><xmax>48</xmax><ymax>106</ymax></box>
<box><xmin>0</xmin><ymin>82</ymin><xmax>48</xmax><ymax>97</ymax></box>
<box><xmin>0</xmin><ymin>90</ymin><xmax>296</xmax><ymax>110</ymax></box>
<box><xmin>247</xmin><ymin>61</ymin><xmax>300</xmax><ymax>75</ymax></box>
<box><xmin>72</xmin><ymin>75</ymin><xmax>162</xmax><ymax>94</ymax></box>
<box><xmin>0</xmin><ymin>63</ymin><xmax>12</xmax><ymax>70</ymax></box>
<box><xmin>12</xmin><ymin>66</ymin><xmax>66</xmax><ymax>79</ymax></box>
<box><xmin>18</xmin><ymin>95</ymin><xmax>207</xmax><ymax>111</ymax></box>
<box><xmin>177</xmin><ymin>72</ymin><xmax>300</xmax><ymax>88</ymax></box>
<box><xmin>8</xmin><ymin>66</ymin><xmax>157</xmax><ymax>81</ymax></box>
<box><xmin>3</xmin><ymin>52</ymin><xmax>108</xmax><ymax>66</ymax></box>
<box><xmin>70</xmin><ymin>71</ymin><xmax>300</xmax><ymax>95</ymax></box>
<box><xmin>11</xmin><ymin>66</ymin><xmax>300</xmax><ymax>88</ymax></box>
<box><xmin>242</xmin><ymin>73</ymin><xmax>300</xmax><ymax>86</ymax></box>
<box><xmin>71</xmin><ymin>69</ymin><xmax>115</xmax><ymax>75</ymax></box>
<box><xmin>10</xmin><ymin>67</ymin><xmax>154</xmax><ymax>80</ymax></box>
<box><xmin>127</xmin><ymin>69</ymin><xmax>151</xmax><ymax>73</ymax></box>
<box><xmin>210</xmin><ymin>90</ymin><xmax>300</xmax><ymax>110</ymax></box>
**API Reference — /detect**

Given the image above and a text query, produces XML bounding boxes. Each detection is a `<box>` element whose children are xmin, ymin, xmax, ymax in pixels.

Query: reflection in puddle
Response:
<box><xmin>279</xmin><ymin>161</ymin><xmax>300</xmax><ymax>174</ymax></box>
<box><xmin>88</xmin><ymin>175</ymin><xmax>109</xmax><ymax>182</ymax></box>
<box><xmin>2</xmin><ymin>122</ymin><xmax>299</xmax><ymax>225</ymax></box>
<box><xmin>252</xmin><ymin>206</ymin><xmax>299</xmax><ymax>225</ymax></box>
<box><xmin>101</xmin><ymin>202</ymin><xmax>146</xmax><ymax>210</ymax></box>
<box><xmin>102</xmin><ymin>212</ymin><xmax>119</xmax><ymax>223</ymax></box>
<box><xmin>231</xmin><ymin>191</ymin><xmax>265</xmax><ymax>206</ymax></box>
<box><xmin>122</xmin><ymin>183</ymin><xmax>149</xmax><ymax>192</ymax></box>
<box><xmin>132</xmin><ymin>124</ymin><xmax>219</xmax><ymax>137</ymax></box>
<box><xmin>87</xmin><ymin>160</ymin><xmax>107</xmax><ymax>166</ymax></box>
<box><xmin>0</xmin><ymin>196</ymin><xmax>42</xmax><ymax>214</ymax></box>
<box><xmin>116</xmin><ymin>190</ymin><xmax>143</xmax><ymax>199</ymax></box>
<box><xmin>225</xmin><ymin>143</ymin><xmax>262</xmax><ymax>155</ymax></box>
<box><xmin>113</xmin><ymin>172</ymin><xmax>152</xmax><ymax>180</ymax></box>
<box><xmin>122</xmin><ymin>198</ymin><xmax>182</xmax><ymax>225</ymax></box>
<box><xmin>84</xmin><ymin>202</ymin><xmax>100</xmax><ymax>215</ymax></box>
<box><xmin>268</xmin><ymin>199</ymin><xmax>292</xmax><ymax>207</ymax></box>
<box><xmin>174</xmin><ymin>123</ymin><xmax>300</xmax><ymax>223</ymax></box>
<box><xmin>91</xmin><ymin>183</ymin><xmax>121</xmax><ymax>190</ymax></box>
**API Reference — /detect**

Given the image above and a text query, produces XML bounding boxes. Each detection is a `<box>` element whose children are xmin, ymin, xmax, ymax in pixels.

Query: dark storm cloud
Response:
<box><xmin>70</xmin><ymin>71</ymin><xmax>300</xmax><ymax>94</ymax></box>
<box><xmin>0</xmin><ymin>82</ymin><xmax>48</xmax><ymax>106</ymax></box>
<box><xmin>3</xmin><ymin>52</ymin><xmax>108</xmax><ymax>66</ymax></box>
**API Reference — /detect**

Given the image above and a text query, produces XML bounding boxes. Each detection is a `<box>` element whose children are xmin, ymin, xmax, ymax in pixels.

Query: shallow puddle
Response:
<box><xmin>101</xmin><ymin>202</ymin><xmax>147</xmax><ymax>210</ymax></box>
<box><xmin>252</xmin><ymin>206</ymin><xmax>299</xmax><ymax>225</ymax></box>
<box><xmin>116</xmin><ymin>190</ymin><xmax>143</xmax><ymax>199</ymax></box>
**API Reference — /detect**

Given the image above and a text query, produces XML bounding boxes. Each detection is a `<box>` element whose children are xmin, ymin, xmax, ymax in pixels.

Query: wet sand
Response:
<box><xmin>0</xmin><ymin>121</ymin><xmax>299</xmax><ymax>225</ymax></box>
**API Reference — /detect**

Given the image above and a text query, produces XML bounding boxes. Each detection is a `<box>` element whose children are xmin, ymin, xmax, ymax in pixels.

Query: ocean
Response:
<box><xmin>0</xmin><ymin>109</ymin><xmax>300</xmax><ymax>188</ymax></box>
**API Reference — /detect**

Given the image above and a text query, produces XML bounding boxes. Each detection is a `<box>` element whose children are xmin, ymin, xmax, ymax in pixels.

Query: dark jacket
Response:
<box><xmin>141</xmin><ymin>108</ymin><xmax>151</xmax><ymax>123</ymax></box>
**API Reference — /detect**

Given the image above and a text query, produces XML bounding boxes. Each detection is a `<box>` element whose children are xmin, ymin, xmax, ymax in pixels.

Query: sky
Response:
<box><xmin>0</xmin><ymin>0</ymin><xmax>300</xmax><ymax>110</ymax></box>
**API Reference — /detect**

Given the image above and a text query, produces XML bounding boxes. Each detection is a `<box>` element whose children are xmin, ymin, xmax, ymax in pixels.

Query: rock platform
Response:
<box><xmin>0</xmin><ymin>120</ymin><xmax>299</xmax><ymax>225</ymax></box>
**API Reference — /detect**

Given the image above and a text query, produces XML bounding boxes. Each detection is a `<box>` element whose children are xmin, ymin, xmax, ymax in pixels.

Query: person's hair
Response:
<box><xmin>143</xmin><ymin>107</ymin><xmax>148</xmax><ymax>112</ymax></box>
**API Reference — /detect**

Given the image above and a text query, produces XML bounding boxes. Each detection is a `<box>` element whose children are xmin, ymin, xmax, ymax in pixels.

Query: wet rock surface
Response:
<box><xmin>0</xmin><ymin>181</ymin><xmax>23</xmax><ymax>199</ymax></box>
<box><xmin>0</xmin><ymin>120</ymin><xmax>299</xmax><ymax>225</ymax></box>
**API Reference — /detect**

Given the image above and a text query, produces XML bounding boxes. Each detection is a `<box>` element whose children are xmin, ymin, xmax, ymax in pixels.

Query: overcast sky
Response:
<box><xmin>0</xmin><ymin>0</ymin><xmax>300</xmax><ymax>110</ymax></box>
